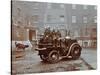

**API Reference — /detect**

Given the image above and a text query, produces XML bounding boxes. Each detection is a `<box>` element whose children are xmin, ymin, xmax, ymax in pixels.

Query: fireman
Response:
<box><xmin>56</xmin><ymin>30</ymin><xmax>61</xmax><ymax>47</ymax></box>
<box><xmin>44</xmin><ymin>26</ymin><xmax>51</xmax><ymax>36</ymax></box>
<box><xmin>52</xmin><ymin>30</ymin><xmax>61</xmax><ymax>47</ymax></box>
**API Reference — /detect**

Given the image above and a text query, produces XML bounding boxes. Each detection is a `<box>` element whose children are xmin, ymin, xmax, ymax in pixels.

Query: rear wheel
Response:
<box><xmin>70</xmin><ymin>44</ymin><xmax>81</xmax><ymax>59</ymax></box>
<box><xmin>48</xmin><ymin>50</ymin><xmax>59</xmax><ymax>63</ymax></box>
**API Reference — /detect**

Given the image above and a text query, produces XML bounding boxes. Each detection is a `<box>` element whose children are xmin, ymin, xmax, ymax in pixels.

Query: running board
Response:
<box><xmin>60</xmin><ymin>56</ymin><xmax>72</xmax><ymax>60</ymax></box>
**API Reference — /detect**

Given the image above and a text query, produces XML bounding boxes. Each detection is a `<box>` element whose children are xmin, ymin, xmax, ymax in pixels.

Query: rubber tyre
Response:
<box><xmin>70</xmin><ymin>44</ymin><xmax>81</xmax><ymax>60</ymax></box>
<box><xmin>48</xmin><ymin>50</ymin><xmax>59</xmax><ymax>63</ymax></box>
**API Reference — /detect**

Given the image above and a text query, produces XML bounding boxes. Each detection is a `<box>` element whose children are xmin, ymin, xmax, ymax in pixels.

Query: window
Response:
<box><xmin>32</xmin><ymin>15</ymin><xmax>39</xmax><ymax>23</ymax></box>
<box><xmin>94</xmin><ymin>16</ymin><xmax>97</xmax><ymax>23</ymax></box>
<box><xmin>28</xmin><ymin>21</ymin><xmax>31</xmax><ymax>26</ymax></box>
<box><xmin>33</xmin><ymin>2</ymin><xmax>39</xmax><ymax>9</ymax></box>
<box><xmin>16</xmin><ymin>31</ymin><xmax>20</xmax><ymax>37</ymax></box>
<box><xmin>94</xmin><ymin>6</ymin><xmax>97</xmax><ymax>10</ymax></box>
<box><xmin>72</xmin><ymin>4</ymin><xmax>76</xmax><ymax>9</ymax></box>
<box><xmin>85</xmin><ymin>28</ymin><xmax>89</xmax><ymax>36</ymax></box>
<box><xmin>92</xmin><ymin>28</ymin><xmax>96</xmax><ymax>32</ymax></box>
<box><xmin>34</xmin><ymin>2</ymin><xmax>39</xmax><ymax>6</ymax></box>
<box><xmin>84</xmin><ymin>42</ymin><xmax>88</xmax><ymax>47</ymax></box>
<box><xmin>33</xmin><ymin>7</ymin><xmax>38</xmax><ymax>10</ymax></box>
<box><xmin>52</xmin><ymin>4</ymin><xmax>59</xmax><ymax>9</ymax></box>
<box><xmin>93</xmin><ymin>41</ymin><xmax>97</xmax><ymax>47</ymax></box>
<box><xmin>60</xmin><ymin>15</ymin><xmax>64</xmax><ymax>22</ymax></box>
<box><xmin>60</xmin><ymin>4</ymin><xmax>64</xmax><ymax>8</ymax></box>
<box><xmin>17</xmin><ymin>21</ymin><xmax>22</xmax><ymax>25</ymax></box>
<box><xmin>83</xmin><ymin>5</ymin><xmax>88</xmax><ymax>9</ymax></box>
<box><xmin>47</xmin><ymin>15</ymin><xmax>52</xmax><ymax>22</ymax></box>
<box><xmin>48</xmin><ymin>3</ymin><xmax>52</xmax><ymax>9</ymax></box>
<box><xmin>72</xmin><ymin>16</ymin><xmax>76</xmax><ymax>23</ymax></box>
<box><xmin>83</xmin><ymin>17</ymin><xmax>87</xmax><ymax>23</ymax></box>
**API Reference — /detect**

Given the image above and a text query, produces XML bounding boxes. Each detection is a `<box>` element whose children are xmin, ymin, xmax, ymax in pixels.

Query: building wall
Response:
<box><xmin>12</xmin><ymin>25</ymin><xmax>28</xmax><ymax>41</ymax></box>
<box><xmin>77</xmin><ymin>24</ymin><xmax>97</xmax><ymax>48</ymax></box>
<box><xmin>65</xmin><ymin>4</ymin><xmax>97</xmax><ymax>33</ymax></box>
<box><xmin>12</xmin><ymin>1</ymin><xmax>97</xmax><ymax>48</ymax></box>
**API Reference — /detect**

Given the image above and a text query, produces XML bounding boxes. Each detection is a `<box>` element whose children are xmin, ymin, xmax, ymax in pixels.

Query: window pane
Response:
<box><xmin>60</xmin><ymin>17</ymin><xmax>64</xmax><ymax>22</ymax></box>
<box><xmin>32</xmin><ymin>15</ymin><xmax>39</xmax><ymax>22</ymax></box>
<box><xmin>72</xmin><ymin>16</ymin><xmax>76</xmax><ymax>23</ymax></box>
<box><xmin>94</xmin><ymin>16</ymin><xmax>97</xmax><ymax>23</ymax></box>
<box><xmin>60</xmin><ymin>4</ymin><xmax>64</xmax><ymax>8</ymax></box>
<box><xmin>51</xmin><ymin>3</ymin><xmax>60</xmax><ymax>9</ymax></box>
<box><xmin>47</xmin><ymin>15</ymin><xmax>52</xmax><ymax>22</ymax></box>
<box><xmin>33</xmin><ymin>2</ymin><xmax>39</xmax><ymax>9</ymax></box>
<box><xmin>72</xmin><ymin>4</ymin><xmax>76</xmax><ymax>9</ymax></box>
<box><xmin>83</xmin><ymin>5</ymin><xmax>88</xmax><ymax>9</ymax></box>
<box><xmin>83</xmin><ymin>17</ymin><xmax>87</xmax><ymax>23</ymax></box>
<box><xmin>60</xmin><ymin>15</ymin><xmax>64</xmax><ymax>22</ymax></box>
<box><xmin>94</xmin><ymin>6</ymin><xmax>97</xmax><ymax>10</ymax></box>
<box><xmin>48</xmin><ymin>3</ymin><xmax>52</xmax><ymax>9</ymax></box>
<box><xmin>16</xmin><ymin>31</ymin><xmax>20</xmax><ymax>37</ymax></box>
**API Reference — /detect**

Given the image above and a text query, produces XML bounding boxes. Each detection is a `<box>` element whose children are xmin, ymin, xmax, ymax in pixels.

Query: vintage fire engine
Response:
<box><xmin>35</xmin><ymin>28</ymin><xmax>82</xmax><ymax>63</ymax></box>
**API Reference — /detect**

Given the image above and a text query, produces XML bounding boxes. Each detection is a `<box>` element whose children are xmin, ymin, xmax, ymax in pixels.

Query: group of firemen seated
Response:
<box><xmin>43</xmin><ymin>27</ymin><xmax>71</xmax><ymax>48</ymax></box>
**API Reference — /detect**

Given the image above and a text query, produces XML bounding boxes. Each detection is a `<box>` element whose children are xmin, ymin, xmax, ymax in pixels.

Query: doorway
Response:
<box><xmin>29</xmin><ymin>30</ymin><xmax>36</xmax><ymax>41</ymax></box>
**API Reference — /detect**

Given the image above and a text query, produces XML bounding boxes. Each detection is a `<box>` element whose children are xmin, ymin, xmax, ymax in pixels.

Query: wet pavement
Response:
<box><xmin>81</xmin><ymin>48</ymin><xmax>97</xmax><ymax>69</ymax></box>
<box><xmin>12</xmin><ymin>48</ymin><xmax>97</xmax><ymax>74</ymax></box>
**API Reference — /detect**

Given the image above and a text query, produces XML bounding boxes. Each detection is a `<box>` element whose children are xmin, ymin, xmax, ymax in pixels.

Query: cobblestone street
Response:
<box><xmin>12</xmin><ymin>48</ymin><xmax>96</xmax><ymax>74</ymax></box>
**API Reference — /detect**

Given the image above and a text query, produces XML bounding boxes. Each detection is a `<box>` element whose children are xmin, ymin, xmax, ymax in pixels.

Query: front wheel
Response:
<box><xmin>48</xmin><ymin>50</ymin><xmax>59</xmax><ymax>63</ymax></box>
<box><xmin>70</xmin><ymin>44</ymin><xmax>81</xmax><ymax>60</ymax></box>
